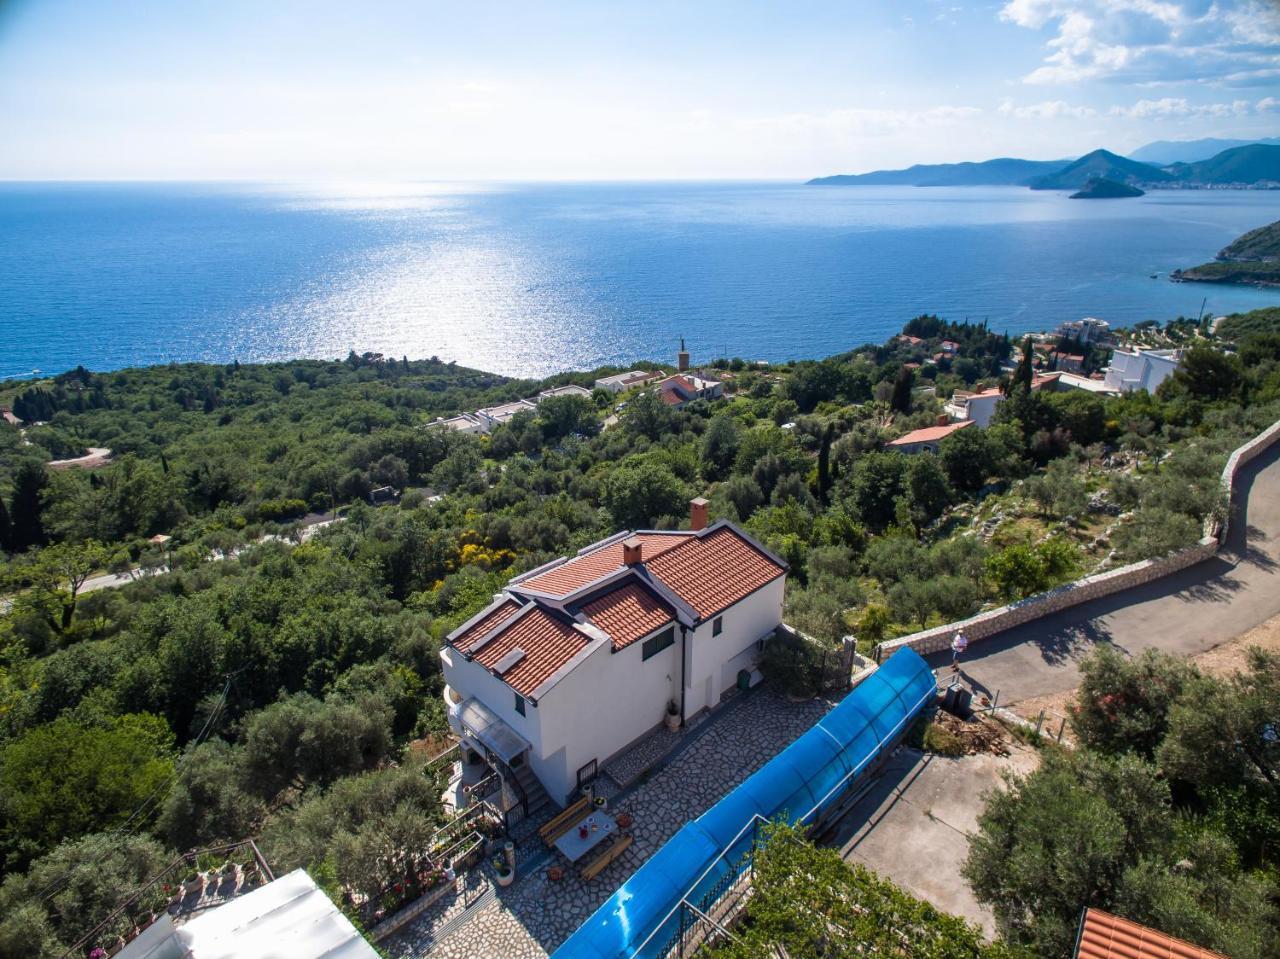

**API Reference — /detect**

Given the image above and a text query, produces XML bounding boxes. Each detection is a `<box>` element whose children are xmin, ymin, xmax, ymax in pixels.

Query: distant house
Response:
<box><xmin>441</xmin><ymin>498</ymin><xmax>787</xmax><ymax>807</ymax></box>
<box><xmin>594</xmin><ymin>370</ymin><xmax>664</xmax><ymax>394</ymax></box>
<box><xmin>475</xmin><ymin>399</ymin><xmax>537</xmax><ymax>431</ymax></box>
<box><xmin>1074</xmin><ymin>908</ymin><xmax>1225</xmax><ymax>959</ymax></box>
<box><xmin>535</xmin><ymin>384</ymin><xmax>593</xmax><ymax>403</ymax></box>
<box><xmin>368</xmin><ymin>486</ymin><xmax>400</xmax><ymax>506</ymax></box>
<box><xmin>1056</xmin><ymin>316</ymin><xmax>1111</xmax><ymax>345</ymax></box>
<box><xmin>944</xmin><ymin>387</ymin><xmax>1003</xmax><ymax>427</ymax></box>
<box><xmin>0</xmin><ymin>408</ymin><xmax>20</xmax><ymax>427</ymax></box>
<box><xmin>939</xmin><ymin>340</ymin><xmax>960</xmax><ymax>355</ymax></box>
<box><xmin>428</xmin><ymin>413</ymin><xmax>487</xmax><ymax>435</ymax></box>
<box><xmin>658</xmin><ymin>372</ymin><xmax>724</xmax><ymax>409</ymax></box>
<box><xmin>1103</xmin><ymin>348</ymin><xmax>1181</xmax><ymax>394</ymax></box>
<box><xmin>897</xmin><ymin>334</ymin><xmax>925</xmax><ymax>347</ymax></box>
<box><xmin>887</xmin><ymin>419</ymin><xmax>973</xmax><ymax>454</ymax></box>
<box><xmin>1054</xmin><ymin>352</ymin><xmax>1085</xmax><ymax>373</ymax></box>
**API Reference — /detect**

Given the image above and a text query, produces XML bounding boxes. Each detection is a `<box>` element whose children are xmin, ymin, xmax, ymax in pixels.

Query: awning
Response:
<box><xmin>458</xmin><ymin>697</ymin><xmax>531</xmax><ymax>764</ymax></box>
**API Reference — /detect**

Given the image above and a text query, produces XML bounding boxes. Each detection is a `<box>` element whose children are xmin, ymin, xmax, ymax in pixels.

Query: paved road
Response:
<box><xmin>930</xmin><ymin>439</ymin><xmax>1280</xmax><ymax>705</ymax></box>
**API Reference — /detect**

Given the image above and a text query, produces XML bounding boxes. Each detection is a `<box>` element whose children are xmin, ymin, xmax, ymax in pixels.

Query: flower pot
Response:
<box><xmin>664</xmin><ymin>710</ymin><xmax>680</xmax><ymax>732</ymax></box>
<box><xmin>593</xmin><ymin>796</ymin><xmax>607</xmax><ymax>811</ymax></box>
<box><xmin>495</xmin><ymin>868</ymin><xmax>515</xmax><ymax>887</ymax></box>
<box><xmin>547</xmin><ymin>866</ymin><xmax>564</xmax><ymax>882</ymax></box>
<box><xmin>616</xmin><ymin>812</ymin><xmax>633</xmax><ymax>829</ymax></box>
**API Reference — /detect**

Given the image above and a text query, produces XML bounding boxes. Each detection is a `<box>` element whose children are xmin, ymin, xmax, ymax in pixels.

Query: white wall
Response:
<box><xmin>440</xmin><ymin>647</ymin><xmax>546</xmax><ymax>758</ymax></box>
<box><xmin>533</xmin><ymin>624</ymin><xmax>681</xmax><ymax>803</ymax></box>
<box><xmin>682</xmin><ymin>576</ymin><xmax>785</xmax><ymax>717</ymax></box>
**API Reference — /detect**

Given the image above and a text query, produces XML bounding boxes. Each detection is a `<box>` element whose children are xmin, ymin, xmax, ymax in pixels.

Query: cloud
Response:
<box><xmin>1258</xmin><ymin>96</ymin><xmax>1280</xmax><ymax>111</ymax></box>
<box><xmin>998</xmin><ymin>98</ymin><xmax>1097</xmax><ymax>118</ymax></box>
<box><xmin>1108</xmin><ymin>96</ymin><xmax>1253</xmax><ymax>117</ymax></box>
<box><xmin>741</xmin><ymin>105</ymin><xmax>983</xmax><ymax>139</ymax></box>
<box><xmin>1000</xmin><ymin>0</ymin><xmax>1280</xmax><ymax>85</ymax></box>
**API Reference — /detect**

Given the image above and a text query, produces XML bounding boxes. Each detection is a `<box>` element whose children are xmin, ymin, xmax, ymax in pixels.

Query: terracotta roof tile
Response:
<box><xmin>646</xmin><ymin>526</ymin><xmax>785</xmax><ymax>619</ymax></box>
<box><xmin>581</xmin><ymin>582</ymin><xmax>675</xmax><ymax>650</ymax></box>
<box><xmin>517</xmin><ymin>533</ymin><xmax>694</xmax><ymax>597</ymax></box>
<box><xmin>887</xmin><ymin>420</ymin><xmax>973</xmax><ymax>446</ymax></box>
<box><xmin>450</xmin><ymin>599</ymin><xmax>523</xmax><ymax>653</ymax></box>
<box><xmin>470</xmin><ymin>606</ymin><xmax>589</xmax><ymax>698</ymax></box>
<box><xmin>1076</xmin><ymin>909</ymin><xmax>1226</xmax><ymax>959</ymax></box>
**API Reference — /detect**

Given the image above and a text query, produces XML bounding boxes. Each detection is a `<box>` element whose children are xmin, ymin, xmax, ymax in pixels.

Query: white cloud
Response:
<box><xmin>741</xmin><ymin>105</ymin><xmax>983</xmax><ymax>139</ymax></box>
<box><xmin>1258</xmin><ymin>96</ymin><xmax>1280</xmax><ymax>111</ymax></box>
<box><xmin>998</xmin><ymin>98</ymin><xmax>1097</xmax><ymax>118</ymax></box>
<box><xmin>1001</xmin><ymin>0</ymin><xmax>1280</xmax><ymax>85</ymax></box>
<box><xmin>1108</xmin><ymin>96</ymin><xmax>1253</xmax><ymax>117</ymax></box>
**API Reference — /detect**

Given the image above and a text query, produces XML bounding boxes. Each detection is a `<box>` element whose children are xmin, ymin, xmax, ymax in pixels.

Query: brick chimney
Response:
<box><xmin>690</xmin><ymin>497</ymin><xmax>709</xmax><ymax>532</ymax></box>
<box><xmin>622</xmin><ymin>537</ymin><xmax>644</xmax><ymax>565</ymax></box>
<box><xmin>937</xmin><ymin>413</ymin><xmax>949</xmax><ymax>426</ymax></box>
<box><xmin>678</xmin><ymin>336</ymin><xmax>690</xmax><ymax>373</ymax></box>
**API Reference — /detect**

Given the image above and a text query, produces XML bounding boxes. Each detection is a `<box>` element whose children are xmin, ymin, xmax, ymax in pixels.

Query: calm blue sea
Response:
<box><xmin>3</xmin><ymin>180</ymin><xmax>1280</xmax><ymax>380</ymax></box>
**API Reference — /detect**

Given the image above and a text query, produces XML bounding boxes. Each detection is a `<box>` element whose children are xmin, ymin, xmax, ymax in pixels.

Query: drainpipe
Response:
<box><xmin>679</xmin><ymin>624</ymin><xmax>689</xmax><ymax>722</ymax></box>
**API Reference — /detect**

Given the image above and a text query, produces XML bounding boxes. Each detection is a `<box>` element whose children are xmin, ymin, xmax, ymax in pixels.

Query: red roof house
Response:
<box><xmin>1075</xmin><ymin>908</ymin><xmax>1226</xmax><ymax>959</ymax></box>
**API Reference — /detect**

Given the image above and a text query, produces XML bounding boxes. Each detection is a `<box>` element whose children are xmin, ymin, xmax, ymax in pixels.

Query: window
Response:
<box><xmin>712</xmin><ymin>616</ymin><xmax>723</xmax><ymax>637</ymax></box>
<box><xmin>514</xmin><ymin>693</ymin><xmax>526</xmax><ymax>717</ymax></box>
<box><xmin>577</xmin><ymin>759</ymin><xmax>597</xmax><ymax>788</ymax></box>
<box><xmin>641</xmin><ymin>626</ymin><xmax>676</xmax><ymax>661</ymax></box>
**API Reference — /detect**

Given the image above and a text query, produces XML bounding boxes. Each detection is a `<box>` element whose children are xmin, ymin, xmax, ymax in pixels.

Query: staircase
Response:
<box><xmin>508</xmin><ymin>761</ymin><xmax>551</xmax><ymax>822</ymax></box>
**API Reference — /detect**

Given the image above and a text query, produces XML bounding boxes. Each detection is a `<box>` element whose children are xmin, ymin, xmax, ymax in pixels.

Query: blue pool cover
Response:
<box><xmin>552</xmin><ymin>647</ymin><xmax>936</xmax><ymax>959</ymax></box>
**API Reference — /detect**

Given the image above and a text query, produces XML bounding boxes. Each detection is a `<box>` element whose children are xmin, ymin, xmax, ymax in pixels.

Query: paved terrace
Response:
<box><xmin>388</xmin><ymin>689</ymin><xmax>835</xmax><ymax>959</ymax></box>
<box><xmin>933</xmin><ymin>440</ymin><xmax>1280</xmax><ymax>704</ymax></box>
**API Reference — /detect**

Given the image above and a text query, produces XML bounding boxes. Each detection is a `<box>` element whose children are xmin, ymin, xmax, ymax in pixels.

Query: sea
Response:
<box><xmin>3</xmin><ymin>180</ymin><xmax>1280</xmax><ymax>380</ymax></box>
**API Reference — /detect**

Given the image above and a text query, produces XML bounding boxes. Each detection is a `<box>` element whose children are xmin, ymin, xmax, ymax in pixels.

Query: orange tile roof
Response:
<box><xmin>452</xmin><ymin>599</ymin><xmax>523</xmax><ymax>653</ymax></box>
<box><xmin>645</xmin><ymin>526</ymin><xmax>785</xmax><ymax>619</ymax></box>
<box><xmin>470</xmin><ymin>606</ymin><xmax>589</xmax><ymax>697</ymax></box>
<box><xmin>887</xmin><ymin>420</ymin><xmax>973</xmax><ymax>446</ymax></box>
<box><xmin>518</xmin><ymin>533</ymin><xmax>694</xmax><ymax>596</ymax></box>
<box><xmin>1076</xmin><ymin>909</ymin><xmax>1226</xmax><ymax>959</ymax></box>
<box><xmin>581</xmin><ymin>582</ymin><xmax>675</xmax><ymax>650</ymax></box>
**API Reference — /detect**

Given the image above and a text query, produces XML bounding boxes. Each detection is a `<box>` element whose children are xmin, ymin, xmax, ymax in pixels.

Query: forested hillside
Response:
<box><xmin>3</xmin><ymin>316</ymin><xmax>1280</xmax><ymax>956</ymax></box>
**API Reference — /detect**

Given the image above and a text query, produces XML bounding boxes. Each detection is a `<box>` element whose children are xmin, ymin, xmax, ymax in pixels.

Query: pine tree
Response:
<box><xmin>9</xmin><ymin>461</ymin><xmax>49</xmax><ymax>551</ymax></box>
<box><xmin>890</xmin><ymin>365</ymin><xmax>914</xmax><ymax>413</ymax></box>
<box><xmin>817</xmin><ymin>422</ymin><xmax>834</xmax><ymax>506</ymax></box>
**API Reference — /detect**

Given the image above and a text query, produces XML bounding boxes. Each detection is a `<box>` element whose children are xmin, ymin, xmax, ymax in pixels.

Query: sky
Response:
<box><xmin>1</xmin><ymin>0</ymin><xmax>1278</xmax><ymax>180</ymax></box>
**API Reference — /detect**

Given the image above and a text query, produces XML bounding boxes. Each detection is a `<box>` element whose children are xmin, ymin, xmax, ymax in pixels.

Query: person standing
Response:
<box><xmin>950</xmin><ymin>630</ymin><xmax>968</xmax><ymax>670</ymax></box>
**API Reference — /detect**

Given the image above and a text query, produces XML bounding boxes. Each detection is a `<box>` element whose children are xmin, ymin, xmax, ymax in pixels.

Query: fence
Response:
<box><xmin>876</xmin><ymin>416</ymin><xmax>1280</xmax><ymax>662</ymax></box>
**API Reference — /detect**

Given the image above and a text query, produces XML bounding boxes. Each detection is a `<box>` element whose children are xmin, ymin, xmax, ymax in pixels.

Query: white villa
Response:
<box><xmin>1056</xmin><ymin>316</ymin><xmax>1112</xmax><ymax>344</ymax></box>
<box><xmin>943</xmin><ymin>387</ymin><xmax>1004</xmax><ymax>427</ymax></box>
<box><xmin>534</xmin><ymin>384</ymin><xmax>593</xmax><ymax>403</ymax></box>
<box><xmin>658</xmin><ymin>372</ymin><xmax>724</xmax><ymax>408</ymax></box>
<box><xmin>1103</xmin><ymin>347</ymin><xmax>1182</xmax><ymax>394</ymax></box>
<box><xmin>594</xmin><ymin>370</ymin><xmax>664</xmax><ymax>394</ymax></box>
<box><xmin>441</xmin><ymin>498</ymin><xmax>787</xmax><ymax>807</ymax></box>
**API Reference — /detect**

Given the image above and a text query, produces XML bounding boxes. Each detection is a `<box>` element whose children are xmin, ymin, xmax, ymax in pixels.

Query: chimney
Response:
<box><xmin>937</xmin><ymin>413</ymin><xmax>949</xmax><ymax>427</ymax></box>
<box><xmin>678</xmin><ymin>336</ymin><xmax>690</xmax><ymax>373</ymax></box>
<box><xmin>622</xmin><ymin>537</ymin><xmax>643</xmax><ymax>566</ymax></box>
<box><xmin>690</xmin><ymin>497</ymin><xmax>709</xmax><ymax>532</ymax></box>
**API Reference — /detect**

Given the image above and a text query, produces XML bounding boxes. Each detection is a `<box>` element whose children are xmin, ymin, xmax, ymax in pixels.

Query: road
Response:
<box><xmin>930</xmin><ymin>438</ymin><xmax>1280</xmax><ymax>705</ymax></box>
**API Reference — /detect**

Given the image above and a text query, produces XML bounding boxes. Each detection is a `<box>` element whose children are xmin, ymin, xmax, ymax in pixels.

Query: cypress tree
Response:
<box><xmin>0</xmin><ymin>494</ymin><xmax>10</xmax><ymax>553</ymax></box>
<box><xmin>9</xmin><ymin>461</ymin><xmax>49</xmax><ymax>551</ymax></box>
<box><xmin>817</xmin><ymin>422</ymin><xmax>834</xmax><ymax>506</ymax></box>
<box><xmin>890</xmin><ymin>365</ymin><xmax>914</xmax><ymax>414</ymax></box>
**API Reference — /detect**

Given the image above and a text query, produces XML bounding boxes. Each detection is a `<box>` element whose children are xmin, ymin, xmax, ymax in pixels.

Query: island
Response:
<box><xmin>1070</xmin><ymin>177</ymin><xmax>1145</xmax><ymax>199</ymax></box>
<box><xmin>1172</xmin><ymin>218</ymin><xmax>1280</xmax><ymax>287</ymax></box>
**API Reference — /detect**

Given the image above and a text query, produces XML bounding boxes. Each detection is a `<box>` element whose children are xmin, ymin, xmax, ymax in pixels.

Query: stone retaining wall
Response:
<box><xmin>876</xmin><ymin>417</ymin><xmax>1280</xmax><ymax>661</ymax></box>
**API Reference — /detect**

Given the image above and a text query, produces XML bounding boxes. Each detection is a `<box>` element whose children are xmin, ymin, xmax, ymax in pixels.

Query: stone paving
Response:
<box><xmin>414</xmin><ymin>687</ymin><xmax>836</xmax><ymax>959</ymax></box>
<box><xmin>383</xmin><ymin>868</ymin><xmax>490</xmax><ymax>958</ymax></box>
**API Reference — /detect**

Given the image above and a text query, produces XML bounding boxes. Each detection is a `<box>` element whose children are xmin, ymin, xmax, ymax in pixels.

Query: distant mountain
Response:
<box><xmin>1129</xmin><ymin>137</ymin><xmax>1280</xmax><ymax>166</ymax></box>
<box><xmin>1165</xmin><ymin>144</ymin><xmax>1280</xmax><ymax>186</ymax></box>
<box><xmin>1070</xmin><ymin>177</ymin><xmax>1144</xmax><ymax>199</ymax></box>
<box><xmin>807</xmin><ymin>157</ymin><xmax>1068</xmax><ymax>187</ymax></box>
<box><xmin>1173</xmin><ymin>219</ymin><xmax>1280</xmax><ymax>288</ymax></box>
<box><xmin>1029</xmin><ymin>149</ymin><xmax>1172</xmax><ymax>190</ymax></box>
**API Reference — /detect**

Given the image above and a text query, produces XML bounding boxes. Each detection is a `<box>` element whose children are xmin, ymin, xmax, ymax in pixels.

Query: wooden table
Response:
<box><xmin>552</xmin><ymin>811</ymin><xmax>618</xmax><ymax>863</ymax></box>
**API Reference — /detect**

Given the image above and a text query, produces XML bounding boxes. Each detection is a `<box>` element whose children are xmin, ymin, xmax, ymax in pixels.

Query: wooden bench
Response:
<box><xmin>580</xmin><ymin>833</ymin><xmax>633</xmax><ymax>882</ymax></box>
<box><xmin>539</xmin><ymin>796</ymin><xmax>591</xmax><ymax>846</ymax></box>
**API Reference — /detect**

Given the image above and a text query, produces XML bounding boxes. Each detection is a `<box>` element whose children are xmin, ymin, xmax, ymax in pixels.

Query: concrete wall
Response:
<box><xmin>876</xmin><ymin>416</ymin><xmax>1280</xmax><ymax>660</ymax></box>
<box><xmin>683</xmin><ymin>576</ymin><xmax>785</xmax><ymax>716</ymax></box>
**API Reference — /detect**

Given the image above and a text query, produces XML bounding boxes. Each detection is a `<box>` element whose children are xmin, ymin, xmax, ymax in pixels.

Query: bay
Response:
<box><xmin>2</xmin><ymin>180</ymin><xmax>1279</xmax><ymax>380</ymax></box>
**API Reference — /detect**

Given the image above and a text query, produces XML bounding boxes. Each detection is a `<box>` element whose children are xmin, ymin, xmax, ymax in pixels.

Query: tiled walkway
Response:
<box><xmin>399</xmin><ymin>688</ymin><xmax>835</xmax><ymax>959</ymax></box>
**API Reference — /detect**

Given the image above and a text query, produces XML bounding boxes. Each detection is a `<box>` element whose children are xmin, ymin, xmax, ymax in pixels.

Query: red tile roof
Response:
<box><xmin>645</xmin><ymin>526</ymin><xmax>785</xmax><ymax>619</ymax></box>
<box><xmin>470</xmin><ymin>606</ymin><xmax>589</xmax><ymax>697</ymax></box>
<box><xmin>887</xmin><ymin>420</ymin><xmax>973</xmax><ymax>446</ymax></box>
<box><xmin>452</xmin><ymin>599</ymin><xmax>523</xmax><ymax>653</ymax></box>
<box><xmin>517</xmin><ymin>533</ymin><xmax>694</xmax><ymax>596</ymax></box>
<box><xmin>1076</xmin><ymin>909</ymin><xmax>1225</xmax><ymax>959</ymax></box>
<box><xmin>581</xmin><ymin>582</ymin><xmax>675</xmax><ymax>650</ymax></box>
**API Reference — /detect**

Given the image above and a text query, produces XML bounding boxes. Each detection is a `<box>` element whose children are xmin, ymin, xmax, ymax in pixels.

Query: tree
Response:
<box><xmin>537</xmin><ymin>394</ymin><xmax>596</xmax><ymax>441</ymax></box>
<box><xmin>0</xmin><ymin>495</ymin><xmax>10</xmax><ymax>553</ymax></box>
<box><xmin>700</xmin><ymin>415</ymin><xmax>740</xmax><ymax>481</ymax></box>
<box><xmin>817</xmin><ymin>422</ymin><xmax>834</xmax><ymax>505</ymax></box>
<box><xmin>889</xmin><ymin>365</ymin><xmax>914</xmax><ymax>413</ymax></box>
<box><xmin>9</xmin><ymin>461</ymin><xmax>49</xmax><ymax>551</ymax></box>
<box><xmin>1168</xmin><ymin>346</ymin><xmax>1243</xmax><ymax>402</ymax></box>
<box><xmin>157</xmin><ymin>739</ymin><xmax>263</xmax><ymax>850</ymax></box>
<box><xmin>904</xmin><ymin>454</ymin><xmax>953</xmax><ymax>527</ymax></box>
<box><xmin>602</xmin><ymin>459</ymin><xmax>688</xmax><ymax>529</ymax></box>
<box><xmin>940</xmin><ymin>425</ymin><xmax>994</xmax><ymax>494</ymax></box>
<box><xmin>622</xmin><ymin>389</ymin><xmax>674</xmax><ymax>441</ymax></box>
<box><xmin>1006</xmin><ymin>336</ymin><xmax>1033</xmax><ymax>397</ymax></box>
<box><xmin>1025</xmin><ymin>456</ymin><xmax>1088</xmax><ymax>520</ymax></box>
<box><xmin>1071</xmin><ymin>647</ymin><xmax>1200</xmax><ymax>759</ymax></box>
<box><xmin>5</xmin><ymin>541</ymin><xmax>109</xmax><ymax>636</ymax></box>
<box><xmin>711</xmin><ymin>820</ymin><xmax>1025</xmax><ymax>959</ymax></box>
<box><xmin>0</xmin><ymin>713</ymin><xmax>175</xmax><ymax>872</ymax></box>
<box><xmin>714</xmin><ymin>473</ymin><xmax>764</xmax><ymax>521</ymax></box>
<box><xmin>848</xmin><ymin>451</ymin><xmax>908</xmax><ymax>532</ymax></box>
<box><xmin>984</xmin><ymin>539</ymin><xmax>1080</xmax><ymax>601</ymax></box>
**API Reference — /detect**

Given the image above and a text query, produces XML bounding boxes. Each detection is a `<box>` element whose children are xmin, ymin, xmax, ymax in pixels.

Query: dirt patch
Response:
<box><xmin>927</xmin><ymin>711</ymin><xmax>1010</xmax><ymax>757</ymax></box>
<box><xmin>47</xmin><ymin>446</ymin><xmax>112</xmax><ymax>469</ymax></box>
<box><xmin>1192</xmin><ymin>610</ymin><xmax>1280</xmax><ymax>678</ymax></box>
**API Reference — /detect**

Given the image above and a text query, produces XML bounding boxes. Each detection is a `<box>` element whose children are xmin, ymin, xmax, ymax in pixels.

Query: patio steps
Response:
<box><xmin>511</xmin><ymin>761</ymin><xmax>551</xmax><ymax>820</ymax></box>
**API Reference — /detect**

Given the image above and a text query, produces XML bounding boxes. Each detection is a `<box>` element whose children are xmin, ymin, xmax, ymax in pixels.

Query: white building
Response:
<box><xmin>944</xmin><ymin>387</ymin><xmax>1004</xmax><ymax>427</ymax></box>
<box><xmin>1103</xmin><ymin>348</ymin><xmax>1181</xmax><ymax>394</ymax></box>
<box><xmin>1056</xmin><ymin>317</ymin><xmax>1111</xmax><ymax>344</ymax></box>
<box><xmin>594</xmin><ymin>370</ymin><xmax>664</xmax><ymax>394</ymax></box>
<box><xmin>658</xmin><ymin>372</ymin><xmax>724</xmax><ymax>408</ymax></box>
<box><xmin>441</xmin><ymin>499</ymin><xmax>787</xmax><ymax>807</ymax></box>
<box><xmin>474</xmin><ymin>399</ymin><xmax>537</xmax><ymax>431</ymax></box>
<box><xmin>428</xmin><ymin>413</ymin><xmax>487</xmax><ymax>435</ymax></box>
<box><xmin>535</xmin><ymin>384</ymin><xmax>593</xmax><ymax>403</ymax></box>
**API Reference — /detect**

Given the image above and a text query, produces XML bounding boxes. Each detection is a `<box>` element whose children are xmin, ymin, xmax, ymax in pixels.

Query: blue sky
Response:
<box><xmin>1</xmin><ymin>0</ymin><xmax>1277</xmax><ymax>179</ymax></box>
